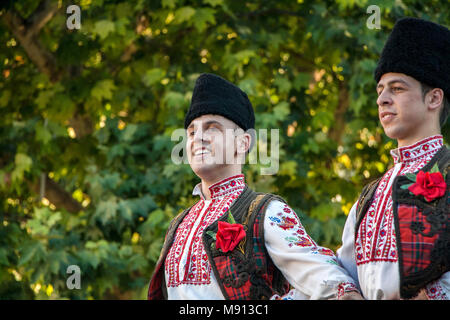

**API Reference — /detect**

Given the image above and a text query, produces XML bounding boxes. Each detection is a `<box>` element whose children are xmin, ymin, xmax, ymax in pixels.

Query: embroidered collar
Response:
<box><xmin>192</xmin><ymin>174</ymin><xmax>245</xmax><ymax>200</ymax></box>
<box><xmin>390</xmin><ymin>135</ymin><xmax>443</xmax><ymax>164</ymax></box>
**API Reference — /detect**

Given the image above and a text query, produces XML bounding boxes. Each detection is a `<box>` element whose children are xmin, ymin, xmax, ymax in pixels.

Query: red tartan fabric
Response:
<box><xmin>215</xmin><ymin>209</ymin><xmax>289</xmax><ymax>300</ymax></box>
<box><xmin>396</xmin><ymin>204</ymin><xmax>440</xmax><ymax>276</ymax></box>
<box><xmin>147</xmin><ymin>259</ymin><xmax>164</xmax><ymax>299</ymax></box>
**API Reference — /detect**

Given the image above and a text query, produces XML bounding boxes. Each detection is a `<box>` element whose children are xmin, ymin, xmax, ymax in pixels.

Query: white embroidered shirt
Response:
<box><xmin>337</xmin><ymin>135</ymin><xmax>449</xmax><ymax>299</ymax></box>
<box><xmin>165</xmin><ymin>174</ymin><xmax>358</xmax><ymax>299</ymax></box>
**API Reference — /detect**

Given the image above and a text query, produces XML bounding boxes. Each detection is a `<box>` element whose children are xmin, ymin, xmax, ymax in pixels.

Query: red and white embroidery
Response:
<box><xmin>165</xmin><ymin>175</ymin><xmax>245</xmax><ymax>287</ymax></box>
<box><xmin>391</xmin><ymin>135</ymin><xmax>443</xmax><ymax>164</ymax></box>
<box><xmin>337</xmin><ymin>282</ymin><xmax>360</xmax><ymax>299</ymax></box>
<box><xmin>268</xmin><ymin>204</ymin><xmax>317</xmax><ymax>249</ymax></box>
<box><xmin>355</xmin><ymin>135</ymin><xmax>443</xmax><ymax>265</ymax></box>
<box><xmin>426</xmin><ymin>281</ymin><xmax>447</xmax><ymax>300</ymax></box>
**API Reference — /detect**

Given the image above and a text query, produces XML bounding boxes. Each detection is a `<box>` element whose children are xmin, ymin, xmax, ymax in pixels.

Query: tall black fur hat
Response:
<box><xmin>374</xmin><ymin>17</ymin><xmax>450</xmax><ymax>97</ymax></box>
<box><xmin>184</xmin><ymin>73</ymin><xmax>255</xmax><ymax>131</ymax></box>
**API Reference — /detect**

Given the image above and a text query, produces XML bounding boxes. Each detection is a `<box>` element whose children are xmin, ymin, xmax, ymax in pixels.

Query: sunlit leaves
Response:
<box><xmin>11</xmin><ymin>153</ymin><xmax>32</xmax><ymax>182</ymax></box>
<box><xmin>142</xmin><ymin>68</ymin><xmax>166</xmax><ymax>87</ymax></box>
<box><xmin>93</xmin><ymin>20</ymin><xmax>116</xmax><ymax>40</ymax></box>
<box><xmin>91</xmin><ymin>79</ymin><xmax>117</xmax><ymax>101</ymax></box>
<box><xmin>1</xmin><ymin>0</ymin><xmax>448</xmax><ymax>300</ymax></box>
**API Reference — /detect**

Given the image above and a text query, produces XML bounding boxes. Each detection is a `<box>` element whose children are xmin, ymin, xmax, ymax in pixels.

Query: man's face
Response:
<box><xmin>376</xmin><ymin>73</ymin><xmax>434</xmax><ymax>146</ymax></box>
<box><xmin>186</xmin><ymin>114</ymin><xmax>248</xmax><ymax>179</ymax></box>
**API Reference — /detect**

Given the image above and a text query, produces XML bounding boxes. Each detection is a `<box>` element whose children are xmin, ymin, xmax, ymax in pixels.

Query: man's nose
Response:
<box><xmin>192</xmin><ymin>127</ymin><xmax>204</xmax><ymax>142</ymax></box>
<box><xmin>377</xmin><ymin>89</ymin><xmax>393</xmax><ymax>107</ymax></box>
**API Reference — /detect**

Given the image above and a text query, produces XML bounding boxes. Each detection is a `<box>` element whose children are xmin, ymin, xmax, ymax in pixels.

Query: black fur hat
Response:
<box><xmin>374</xmin><ymin>17</ymin><xmax>450</xmax><ymax>97</ymax></box>
<box><xmin>184</xmin><ymin>73</ymin><xmax>255</xmax><ymax>131</ymax></box>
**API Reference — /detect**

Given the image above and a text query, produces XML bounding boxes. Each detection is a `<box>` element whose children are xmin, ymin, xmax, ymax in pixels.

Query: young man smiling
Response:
<box><xmin>148</xmin><ymin>73</ymin><xmax>361</xmax><ymax>300</ymax></box>
<box><xmin>337</xmin><ymin>18</ymin><xmax>450</xmax><ymax>300</ymax></box>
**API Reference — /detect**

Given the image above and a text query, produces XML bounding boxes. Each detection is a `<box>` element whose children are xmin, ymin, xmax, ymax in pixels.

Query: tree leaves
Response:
<box><xmin>91</xmin><ymin>80</ymin><xmax>117</xmax><ymax>101</ymax></box>
<box><xmin>11</xmin><ymin>153</ymin><xmax>32</xmax><ymax>182</ymax></box>
<box><xmin>142</xmin><ymin>68</ymin><xmax>166</xmax><ymax>87</ymax></box>
<box><xmin>174</xmin><ymin>6</ymin><xmax>196</xmax><ymax>24</ymax></box>
<box><xmin>93</xmin><ymin>20</ymin><xmax>116</xmax><ymax>40</ymax></box>
<box><xmin>1</xmin><ymin>0</ymin><xmax>448</xmax><ymax>300</ymax></box>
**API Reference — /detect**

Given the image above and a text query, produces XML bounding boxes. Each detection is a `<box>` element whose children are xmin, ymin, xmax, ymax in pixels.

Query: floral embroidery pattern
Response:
<box><xmin>316</xmin><ymin>248</ymin><xmax>334</xmax><ymax>256</ymax></box>
<box><xmin>269</xmin><ymin>215</ymin><xmax>298</xmax><ymax>231</ymax></box>
<box><xmin>355</xmin><ymin>135</ymin><xmax>443</xmax><ymax>265</ymax></box>
<box><xmin>268</xmin><ymin>204</ymin><xmax>321</xmax><ymax>250</ymax></box>
<box><xmin>284</xmin><ymin>236</ymin><xmax>313</xmax><ymax>248</ymax></box>
<box><xmin>426</xmin><ymin>281</ymin><xmax>447</xmax><ymax>300</ymax></box>
<box><xmin>391</xmin><ymin>135</ymin><xmax>443</xmax><ymax>164</ymax></box>
<box><xmin>337</xmin><ymin>282</ymin><xmax>360</xmax><ymax>299</ymax></box>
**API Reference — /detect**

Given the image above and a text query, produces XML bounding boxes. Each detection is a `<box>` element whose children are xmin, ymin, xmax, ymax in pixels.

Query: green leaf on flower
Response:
<box><xmin>405</xmin><ymin>173</ymin><xmax>417</xmax><ymax>182</ymax></box>
<box><xmin>227</xmin><ymin>212</ymin><xmax>236</xmax><ymax>224</ymax></box>
<box><xmin>206</xmin><ymin>231</ymin><xmax>216</xmax><ymax>240</ymax></box>
<box><xmin>400</xmin><ymin>183</ymin><xmax>413</xmax><ymax>190</ymax></box>
<box><xmin>430</xmin><ymin>163</ymin><xmax>440</xmax><ymax>173</ymax></box>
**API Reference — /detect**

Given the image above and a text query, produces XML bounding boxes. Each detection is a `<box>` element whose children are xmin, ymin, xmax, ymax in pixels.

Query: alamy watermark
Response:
<box><xmin>366</xmin><ymin>5</ymin><xmax>381</xmax><ymax>30</ymax></box>
<box><xmin>66</xmin><ymin>265</ymin><xmax>81</xmax><ymax>289</ymax></box>
<box><xmin>66</xmin><ymin>5</ymin><xmax>81</xmax><ymax>30</ymax></box>
<box><xmin>171</xmin><ymin>128</ymin><xmax>280</xmax><ymax>175</ymax></box>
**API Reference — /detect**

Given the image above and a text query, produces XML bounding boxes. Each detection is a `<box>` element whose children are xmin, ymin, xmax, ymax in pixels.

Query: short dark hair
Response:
<box><xmin>420</xmin><ymin>82</ymin><xmax>449</xmax><ymax>128</ymax></box>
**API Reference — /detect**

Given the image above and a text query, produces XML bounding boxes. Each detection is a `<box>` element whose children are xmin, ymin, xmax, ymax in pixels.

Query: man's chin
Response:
<box><xmin>382</xmin><ymin>126</ymin><xmax>399</xmax><ymax>140</ymax></box>
<box><xmin>190</xmin><ymin>163</ymin><xmax>226</xmax><ymax>179</ymax></box>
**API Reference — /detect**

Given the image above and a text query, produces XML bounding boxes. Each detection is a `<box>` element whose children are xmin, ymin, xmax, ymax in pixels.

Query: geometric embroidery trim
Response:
<box><xmin>355</xmin><ymin>135</ymin><xmax>443</xmax><ymax>266</ymax></box>
<box><xmin>165</xmin><ymin>175</ymin><xmax>245</xmax><ymax>287</ymax></box>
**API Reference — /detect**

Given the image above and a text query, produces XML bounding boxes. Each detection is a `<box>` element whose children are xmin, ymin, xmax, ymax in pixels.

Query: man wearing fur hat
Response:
<box><xmin>337</xmin><ymin>17</ymin><xmax>450</xmax><ymax>299</ymax></box>
<box><xmin>148</xmin><ymin>73</ymin><xmax>361</xmax><ymax>300</ymax></box>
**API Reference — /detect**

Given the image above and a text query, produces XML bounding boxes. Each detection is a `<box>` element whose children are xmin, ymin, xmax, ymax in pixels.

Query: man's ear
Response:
<box><xmin>239</xmin><ymin>133</ymin><xmax>251</xmax><ymax>154</ymax></box>
<box><xmin>426</xmin><ymin>88</ymin><xmax>444</xmax><ymax>112</ymax></box>
<box><xmin>235</xmin><ymin>128</ymin><xmax>251</xmax><ymax>154</ymax></box>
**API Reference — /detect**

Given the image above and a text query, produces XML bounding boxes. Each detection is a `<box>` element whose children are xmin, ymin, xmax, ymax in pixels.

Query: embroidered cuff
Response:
<box><xmin>426</xmin><ymin>281</ymin><xmax>448</xmax><ymax>300</ymax></box>
<box><xmin>337</xmin><ymin>282</ymin><xmax>360</xmax><ymax>299</ymax></box>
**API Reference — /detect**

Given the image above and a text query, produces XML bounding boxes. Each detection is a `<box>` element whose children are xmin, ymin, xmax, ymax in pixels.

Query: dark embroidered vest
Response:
<box><xmin>355</xmin><ymin>146</ymin><xmax>450</xmax><ymax>299</ymax></box>
<box><xmin>147</xmin><ymin>186</ymin><xmax>290</xmax><ymax>300</ymax></box>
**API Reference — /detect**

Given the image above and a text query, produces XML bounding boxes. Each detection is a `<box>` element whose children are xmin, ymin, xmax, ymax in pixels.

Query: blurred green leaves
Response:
<box><xmin>0</xmin><ymin>0</ymin><xmax>448</xmax><ymax>300</ymax></box>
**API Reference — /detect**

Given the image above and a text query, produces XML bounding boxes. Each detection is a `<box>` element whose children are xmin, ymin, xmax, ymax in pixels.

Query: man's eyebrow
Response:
<box><xmin>187</xmin><ymin>120</ymin><xmax>224</xmax><ymax>129</ymax></box>
<box><xmin>204</xmin><ymin>120</ymin><xmax>224</xmax><ymax>127</ymax></box>
<box><xmin>377</xmin><ymin>79</ymin><xmax>410</xmax><ymax>89</ymax></box>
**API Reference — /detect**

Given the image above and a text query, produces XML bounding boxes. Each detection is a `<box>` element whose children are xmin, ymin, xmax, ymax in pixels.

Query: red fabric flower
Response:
<box><xmin>215</xmin><ymin>221</ymin><xmax>246</xmax><ymax>253</ymax></box>
<box><xmin>408</xmin><ymin>171</ymin><xmax>446</xmax><ymax>202</ymax></box>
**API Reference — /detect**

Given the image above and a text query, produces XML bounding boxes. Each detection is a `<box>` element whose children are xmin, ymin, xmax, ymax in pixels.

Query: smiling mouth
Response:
<box><xmin>380</xmin><ymin>112</ymin><xmax>397</xmax><ymax>122</ymax></box>
<box><xmin>192</xmin><ymin>148</ymin><xmax>211</xmax><ymax>156</ymax></box>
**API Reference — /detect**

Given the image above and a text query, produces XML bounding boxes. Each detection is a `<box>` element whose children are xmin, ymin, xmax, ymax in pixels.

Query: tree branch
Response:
<box><xmin>3</xmin><ymin>172</ymin><xmax>83</xmax><ymax>214</ymax></box>
<box><xmin>29</xmin><ymin>175</ymin><xmax>83</xmax><ymax>213</ymax></box>
<box><xmin>2</xmin><ymin>1</ymin><xmax>61</xmax><ymax>82</ymax></box>
<box><xmin>329</xmin><ymin>81</ymin><xmax>349</xmax><ymax>144</ymax></box>
<box><xmin>27</xmin><ymin>0</ymin><xmax>60</xmax><ymax>37</ymax></box>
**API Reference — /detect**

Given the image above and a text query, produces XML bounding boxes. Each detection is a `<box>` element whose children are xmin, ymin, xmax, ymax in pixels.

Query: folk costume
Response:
<box><xmin>337</xmin><ymin>18</ymin><xmax>450</xmax><ymax>300</ymax></box>
<box><xmin>148</xmin><ymin>73</ymin><xmax>359</xmax><ymax>300</ymax></box>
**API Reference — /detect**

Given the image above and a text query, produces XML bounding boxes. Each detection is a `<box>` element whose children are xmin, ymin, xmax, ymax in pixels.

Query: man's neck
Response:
<box><xmin>397</xmin><ymin>130</ymin><xmax>441</xmax><ymax>148</ymax></box>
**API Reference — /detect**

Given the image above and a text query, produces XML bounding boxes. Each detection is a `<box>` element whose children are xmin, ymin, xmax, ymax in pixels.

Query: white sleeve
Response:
<box><xmin>425</xmin><ymin>272</ymin><xmax>450</xmax><ymax>300</ymax></box>
<box><xmin>336</xmin><ymin>201</ymin><xmax>360</xmax><ymax>285</ymax></box>
<box><xmin>264</xmin><ymin>200</ymin><xmax>359</xmax><ymax>299</ymax></box>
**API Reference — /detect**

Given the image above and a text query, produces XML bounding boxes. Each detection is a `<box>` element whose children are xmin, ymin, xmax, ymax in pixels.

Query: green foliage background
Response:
<box><xmin>0</xmin><ymin>0</ymin><xmax>448</xmax><ymax>299</ymax></box>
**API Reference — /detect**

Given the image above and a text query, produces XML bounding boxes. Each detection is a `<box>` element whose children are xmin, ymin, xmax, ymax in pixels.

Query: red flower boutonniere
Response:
<box><xmin>401</xmin><ymin>163</ymin><xmax>447</xmax><ymax>202</ymax></box>
<box><xmin>207</xmin><ymin>212</ymin><xmax>246</xmax><ymax>253</ymax></box>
